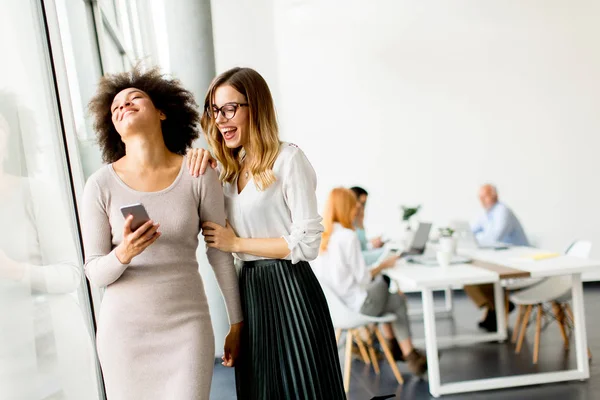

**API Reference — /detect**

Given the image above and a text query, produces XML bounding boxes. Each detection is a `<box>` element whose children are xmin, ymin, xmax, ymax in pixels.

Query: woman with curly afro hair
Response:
<box><xmin>81</xmin><ymin>66</ymin><xmax>243</xmax><ymax>400</ymax></box>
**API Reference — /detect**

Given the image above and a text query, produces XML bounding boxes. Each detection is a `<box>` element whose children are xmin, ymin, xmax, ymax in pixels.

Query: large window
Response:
<box><xmin>94</xmin><ymin>0</ymin><xmax>150</xmax><ymax>74</ymax></box>
<box><xmin>0</xmin><ymin>1</ymin><xmax>173</xmax><ymax>398</ymax></box>
<box><xmin>0</xmin><ymin>1</ymin><xmax>101</xmax><ymax>398</ymax></box>
<box><xmin>55</xmin><ymin>0</ymin><xmax>156</xmax><ymax>181</ymax></box>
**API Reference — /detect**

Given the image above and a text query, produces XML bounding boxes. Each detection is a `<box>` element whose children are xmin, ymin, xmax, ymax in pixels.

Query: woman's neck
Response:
<box><xmin>122</xmin><ymin>133</ymin><xmax>172</xmax><ymax>170</ymax></box>
<box><xmin>242</xmin><ymin>146</ymin><xmax>256</xmax><ymax>165</ymax></box>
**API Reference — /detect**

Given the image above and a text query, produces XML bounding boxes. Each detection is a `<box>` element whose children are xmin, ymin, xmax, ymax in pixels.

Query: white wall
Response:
<box><xmin>212</xmin><ymin>1</ymin><xmax>600</xmax><ymax>259</ymax></box>
<box><xmin>210</xmin><ymin>0</ymin><xmax>281</xmax><ymax>106</ymax></box>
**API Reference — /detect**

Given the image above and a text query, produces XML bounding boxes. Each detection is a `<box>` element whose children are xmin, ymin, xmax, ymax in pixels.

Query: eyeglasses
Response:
<box><xmin>207</xmin><ymin>102</ymin><xmax>248</xmax><ymax>120</ymax></box>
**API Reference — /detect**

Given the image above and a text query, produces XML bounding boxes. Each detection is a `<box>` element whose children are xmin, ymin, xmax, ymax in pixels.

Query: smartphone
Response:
<box><xmin>120</xmin><ymin>203</ymin><xmax>151</xmax><ymax>231</ymax></box>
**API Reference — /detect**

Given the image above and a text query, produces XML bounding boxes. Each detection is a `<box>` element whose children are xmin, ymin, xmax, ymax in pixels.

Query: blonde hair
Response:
<box><xmin>320</xmin><ymin>188</ymin><xmax>358</xmax><ymax>252</ymax></box>
<box><xmin>200</xmin><ymin>67</ymin><xmax>280</xmax><ymax>190</ymax></box>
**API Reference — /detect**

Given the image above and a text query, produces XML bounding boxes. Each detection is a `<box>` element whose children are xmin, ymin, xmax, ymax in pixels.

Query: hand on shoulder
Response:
<box><xmin>186</xmin><ymin>148</ymin><xmax>217</xmax><ymax>177</ymax></box>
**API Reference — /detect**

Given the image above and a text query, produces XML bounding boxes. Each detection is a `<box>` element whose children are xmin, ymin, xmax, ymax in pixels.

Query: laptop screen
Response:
<box><xmin>411</xmin><ymin>222</ymin><xmax>432</xmax><ymax>251</ymax></box>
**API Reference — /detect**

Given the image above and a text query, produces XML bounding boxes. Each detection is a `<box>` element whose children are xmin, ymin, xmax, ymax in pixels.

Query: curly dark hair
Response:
<box><xmin>88</xmin><ymin>66</ymin><xmax>200</xmax><ymax>163</ymax></box>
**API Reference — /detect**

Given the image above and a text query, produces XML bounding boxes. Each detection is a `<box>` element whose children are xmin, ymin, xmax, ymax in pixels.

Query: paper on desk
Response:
<box><xmin>509</xmin><ymin>252</ymin><xmax>561</xmax><ymax>263</ymax></box>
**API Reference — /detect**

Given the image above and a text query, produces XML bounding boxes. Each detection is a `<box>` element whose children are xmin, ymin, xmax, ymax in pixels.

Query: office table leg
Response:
<box><xmin>493</xmin><ymin>281</ymin><xmax>508</xmax><ymax>342</ymax></box>
<box><xmin>408</xmin><ymin>287</ymin><xmax>454</xmax><ymax>319</ymax></box>
<box><xmin>571</xmin><ymin>273</ymin><xmax>590</xmax><ymax>379</ymax></box>
<box><xmin>444</xmin><ymin>287</ymin><xmax>453</xmax><ymax>312</ymax></box>
<box><xmin>422</xmin><ymin>288</ymin><xmax>442</xmax><ymax>397</ymax></box>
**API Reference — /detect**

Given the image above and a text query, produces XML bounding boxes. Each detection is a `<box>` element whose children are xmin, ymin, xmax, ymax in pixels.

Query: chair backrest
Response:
<box><xmin>516</xmin><ymin>240</ymin><xmax>593</xmax><ymax>304</ymax></box>
<box><xmin>565</xmin><ymin>240</ymin><xmax>592</xmax><ymax>258</ymax></box>
<box><xmin>542</xmin><ymin>240</ymin><xmax>593</xmax><ymax>301</ymax></box>
<box><xmin>319</xmin><ymin>283</ymin><xmax>371</xmax><ymax>330</ymax></box>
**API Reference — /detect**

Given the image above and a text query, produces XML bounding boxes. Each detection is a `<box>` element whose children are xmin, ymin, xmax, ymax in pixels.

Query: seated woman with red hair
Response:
<box><xmin>311</xmin><ymin>188</ymin><xmax>427</xmax><ymax>377</ymax></box>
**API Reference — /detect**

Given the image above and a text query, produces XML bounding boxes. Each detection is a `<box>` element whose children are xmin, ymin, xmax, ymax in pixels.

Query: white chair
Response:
<box><xmin>502</xmin><ymin>277</ymin><xmax>545</xmax><ymax>326</ymax></box>
<box><xmin>320</xmin><ymin>283</ymin><xmax>404</xmax><ymax>392</ymax></box>
<box><xmin>510</xmin><ymin>240</ymin><xmax>592</xmax><ymax>364</ymax></box>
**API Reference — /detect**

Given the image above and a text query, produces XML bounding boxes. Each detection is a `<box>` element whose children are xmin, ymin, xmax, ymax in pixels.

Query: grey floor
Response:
<box><xmin>210</xmin><ymin>283</ymin><xmax>600</xmax><ymax>399</ymax></box>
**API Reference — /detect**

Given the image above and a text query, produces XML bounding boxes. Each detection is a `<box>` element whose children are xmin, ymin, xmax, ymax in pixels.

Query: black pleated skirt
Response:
<box><xmin>235</xmin><ymin>259</ymin><xmax>346</xmax><ymax>400</ymax></box>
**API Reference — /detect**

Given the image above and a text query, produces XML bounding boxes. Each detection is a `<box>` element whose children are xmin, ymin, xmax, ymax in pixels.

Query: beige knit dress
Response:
<box><xmin>81</xmin><ymin>159</ymin><xmax>242</xmax><ymax>400</ymax></box>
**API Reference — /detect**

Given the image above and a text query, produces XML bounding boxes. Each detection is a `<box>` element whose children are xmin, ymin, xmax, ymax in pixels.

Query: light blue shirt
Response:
<box><xmin>355</xmin><ymin>227</ymin><xmax>385</xmax><ymax>266</ymax></box>
<box><xmin>472</xmin><ymin>202</ymin><xmax>529</xmax><ymax>246</ymax></box>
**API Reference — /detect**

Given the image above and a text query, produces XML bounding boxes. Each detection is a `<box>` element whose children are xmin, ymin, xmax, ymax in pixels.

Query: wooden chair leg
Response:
<box><xmin>335</xmin><ymin>329</ymin><xmax>342</xmax><ymax>344</ymax></box>
<box><xmin>512</xmin><ymin>305</ymin><xmax>524</xmax><ymax>343</ymax></box>
<box><xmin>343</xmin><ymin>329</ymin><xmax>353</xmax><ymax>393</ymax></box>
<box><xmin>352</xmin><ymin>329</ymin><xmax>371</xmax><ymax>365</ymax></box>
<box><xmin>564</xmin><ymin>303</ymin><xmax>574</xmax><ymax>325</ymax></box>
<box><xmin>533</xmin><ymin>305</ymin><xmax>543</xmax><ymax>364</ymax></box>
<box><xmin>552</xmin><ymin>302</ymin><xmax>569</xmax><ymax>350</ymax></box>
<box><xmin>373</xmin><ymin>327</ymin><xmax>404</xmax><ymax>384</ymax></box>
<box><xmin>362</xmin><ymin>327</ymin><xmax>380</xmax><ymax>374</ymax></box>
<box><xmin>516</xmin><ymin>305</ymin><xmax>533</xmax><ymax>354</ymax></box>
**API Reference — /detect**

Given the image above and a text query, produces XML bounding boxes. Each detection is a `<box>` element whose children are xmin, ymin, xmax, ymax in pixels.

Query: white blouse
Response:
<box><xmin>311</xmin><ymin>223</ymin><xmax>371</xmax><ymax>312</ymax></box>
<box><xmin>223</xmin><ymin>142</ymin><xmax>323</xmax><ymax>264</ymax></box>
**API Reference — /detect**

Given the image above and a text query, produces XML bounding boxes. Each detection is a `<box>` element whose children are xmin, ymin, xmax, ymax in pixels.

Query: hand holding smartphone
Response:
<box><xmin>120</xmin><ymin>203</ymin><xmax>151</xmax><ymax>231</ymax></box>
<box><xmin>116</xmin><ymin>203</ymin><xmax>160</xmax><ymax>264</ymax></box>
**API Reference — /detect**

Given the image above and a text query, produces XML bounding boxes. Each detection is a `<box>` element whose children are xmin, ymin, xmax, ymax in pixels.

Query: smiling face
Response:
<box><xmin>212</xmin><ymin>85</ymin><xmax>250</xmax><ymax>149</ymax></box>
<box><xmin>110</xmin><ymin>88</ymin><xmax>165</xmax><ymax>138</ymax></box>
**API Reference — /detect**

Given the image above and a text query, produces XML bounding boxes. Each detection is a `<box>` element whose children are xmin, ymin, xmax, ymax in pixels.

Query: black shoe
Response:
<box><xmin>388</xmin><ymin>338</ymin><xmax>405</xmax><ymax>361</ymax></box>
<box><xmin>478</xmin><ymin>310</ymin><xmax>498</xmax><ymax>332</ymax></box>
<box><xmin>508</xmin><ymin>301</ymin><xmax>515</xmax><ymax>313</ymax></box>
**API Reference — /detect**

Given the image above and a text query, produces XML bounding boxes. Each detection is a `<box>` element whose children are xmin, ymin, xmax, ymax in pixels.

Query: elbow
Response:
<box><xmin>285</xmin><ymin>232</ymin><xmax>321</xmax><ymax>264</ymax></box>
<box><xmin>84</xmin><ymin>269</ymin><xmax>101</xmax><ymax>288</ymax></box>
<box><xmin>84</xmin><ymin>261</ymin><xmax>111</xmax><ymax>288</ymax></box>
<box><xmin>302</xmin><ymin>246</ymin><xmax>319</xmax><ymax>262</ymax></box>
<box><xmin>289</xmin><ymin>243</ymin><xmax>320</xmax><ymax>264</ymax></box>
<box><xmin>304</xmin><ymin>234</ymin><xmax>321</xmax><ymax>262</ymax></box>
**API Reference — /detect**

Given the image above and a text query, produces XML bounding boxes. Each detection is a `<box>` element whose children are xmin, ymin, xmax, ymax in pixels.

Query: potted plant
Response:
<box><xmin>397</xmin><ymin>205</ymin><xmax>421</xmax><ymax>249</ymax></box>
<box><xmin>438</xmin><ymin>227</ymin><xmax>456</xmax><ymax>254</ymax></box>
<box><xmin>400</xmin><ymin>205</ymin><xmax>421</xmax><ymax>229</ymax></box>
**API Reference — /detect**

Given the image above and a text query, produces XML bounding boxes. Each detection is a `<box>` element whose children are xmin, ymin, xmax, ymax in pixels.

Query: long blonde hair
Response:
<box><xmin>320</xmin><ymin>188</ymin><xmax>358</xmax><ymax>252</ymax></box>
<box><xmin>200</xmin><ymin>67</ymin><xmax>280</xmax><ymax>190</ymax></box>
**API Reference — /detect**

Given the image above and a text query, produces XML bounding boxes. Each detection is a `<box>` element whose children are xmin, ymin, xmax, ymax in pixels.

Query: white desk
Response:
<box><xmin>385</xmin><ymin>247</ymin><xmax>600</xmax><ymax>398</ymax></box>
<box><xmin>461</xmin><ymin>246</ymin><xmax>600</xmax><ymax>278</ymax></box>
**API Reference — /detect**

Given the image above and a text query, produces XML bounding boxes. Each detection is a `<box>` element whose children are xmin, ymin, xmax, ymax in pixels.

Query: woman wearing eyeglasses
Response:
<box><xmin>189</xmin><ymin>67</ymin><xmax>345</xmax><ymax>399</ymax></box>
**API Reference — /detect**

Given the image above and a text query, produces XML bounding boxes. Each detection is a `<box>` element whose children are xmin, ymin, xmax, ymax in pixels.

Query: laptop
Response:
<box><xmin>399</xmin><ymin>222</ymin><xmax>432</xmax><ymax>257</ymax></box>
<box><xmin>450</xmin><ymin>220</ymin><xmax>510</xmax><ymax>250</ymax></box>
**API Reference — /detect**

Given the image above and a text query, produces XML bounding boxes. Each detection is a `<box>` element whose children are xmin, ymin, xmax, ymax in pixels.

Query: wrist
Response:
<box><xmin>232</xmin><ymin>237</ymin><xmax>243</xmax><ymax>253</ymax></box>
<box><xmin>115</xmin><ymin>245</ymin><xmax>131</xmax><ymax>265</ymax></box>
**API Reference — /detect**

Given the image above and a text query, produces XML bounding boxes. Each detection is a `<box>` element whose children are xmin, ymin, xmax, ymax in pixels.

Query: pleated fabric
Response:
<box><xmin>235</xmin><ymin>259</ymin><xmax>346</xmax><ymax>400</ymax></box>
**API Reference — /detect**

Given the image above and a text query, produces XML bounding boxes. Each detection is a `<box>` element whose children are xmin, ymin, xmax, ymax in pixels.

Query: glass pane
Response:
<box><xmin>116</xmin><ymin>0</ymin><xmax>135</xmax><ymax>57</ymax></box>
<box><xmin>0</xmin><ymin>1</ymin><xmax>101</xmax><ymax>399</ymax></box>
<box><xmin>99</xmin><ymin>0</ymin><xmax>118</xmax><ymax>27</ymax></box>
<box><xmin>101</xmin><ymin>28</ymin><xmax>126</xmax><ymax>74</ymax></box>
